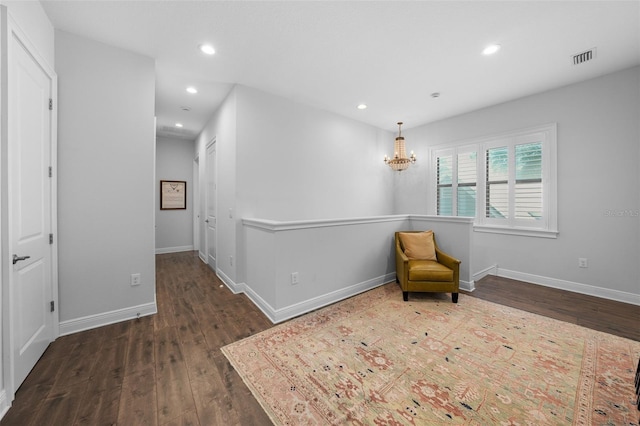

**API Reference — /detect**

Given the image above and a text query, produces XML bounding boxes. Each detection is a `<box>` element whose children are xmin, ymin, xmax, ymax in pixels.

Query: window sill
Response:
<box><xmin>473</xmin><ymin>224</ymin><xmax>558</xmax><ymax>239</ymax></box>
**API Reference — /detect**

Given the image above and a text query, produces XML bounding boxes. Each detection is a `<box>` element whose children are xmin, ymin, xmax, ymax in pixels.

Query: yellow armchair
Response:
<box><xmin>395</xmin><ymin>231</ymin><xmax>461</xmax><ymax>303</ymax></box>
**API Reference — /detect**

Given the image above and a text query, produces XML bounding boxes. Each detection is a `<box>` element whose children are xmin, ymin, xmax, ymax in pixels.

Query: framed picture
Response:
<box><xmin>160</xmin><ymin>180</ymin><xmax>187</xmax><ymax>210</ymax></box>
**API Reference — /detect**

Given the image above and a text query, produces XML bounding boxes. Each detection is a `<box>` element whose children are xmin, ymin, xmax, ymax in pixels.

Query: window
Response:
<box><xmin>431</xmin><ymin>124</ymin><xmax>557</xmax><ymax>238</ymax></box>
<box><xmin>436</xmin><ymin>153</ymin><xmax>452</xmax><ymax>216</ymax></box>
<box><xmin>514</xmin><ymin>142</ymin><xmax>542</xmax><ymax>220</ymax></box>
<box><xmin>457</xmin><ymin>150</ymin><xmax>477</xmax><ymax>217</ymax></box>
<box><xmin>435</xmin><ymin>147</ymin><xmax>477</xmax><ymax>217</ymax></box>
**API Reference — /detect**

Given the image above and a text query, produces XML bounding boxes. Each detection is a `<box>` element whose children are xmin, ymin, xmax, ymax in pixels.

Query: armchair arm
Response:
<box><xmin>435</xmin><ymin>248</ymin><xmax>461</xmax><ymax>271</ymax></box>
<box><xmin>395</xmin><ymin>235</ymin><xmax>409</xmax><ymax>287</ymax></box>
<box><xmin>436</xmin><ymin>247</ymin><xmax>461</xmax><ymax>289</ymax></box>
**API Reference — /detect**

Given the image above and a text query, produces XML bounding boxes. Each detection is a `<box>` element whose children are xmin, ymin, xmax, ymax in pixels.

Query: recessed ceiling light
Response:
<box><xmin>199</xmin><ymin>44</ymin><xmax>215</xmax><ymax>55</ymax></box>
<box><xmin>180</xmin><ymin>105</ymin><xmax>191</xmax><ymax>111</ymax></box>
<box><xmin>186</xmin><ymin>86</ymin><xmax>198</xmax><ymax>94</ymax></box>
<box><xmin>431</xmin><ymin>92</ymin><xmax>440</xmax><ymax>98</ymax></box>
<box><xmin>175</xmin><ymin>123</ymin><xmax>183</xmax><ymax>128</ymax></box>
<box><xmin>357</xmin><ymin>104</ymin><xmax>367</xmax><ymax>110</ymax></box>
<box><xmin>482</xmin><ymin>44</ymin><xmax>501</xmax><ymax>55</ymax></box>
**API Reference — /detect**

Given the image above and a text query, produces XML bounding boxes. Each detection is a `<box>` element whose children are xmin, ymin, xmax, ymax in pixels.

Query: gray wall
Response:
<box><xmin>235</xmin><ymin>84</ymin><xmax>395</xmax><ymax>221</ymax></box>
<box><xmin>56</xmin><ymin>30</ymin><xmax>157</xmax><ymax>325</ymax></box>
<box><xmin>397</xmin><ymin>66</ymin><xmax>640</xmax><ymax>298</ymax></box>
<box><xmin>195</xmin><ymin>85</ymin><xmax>395</xmax><ymax>287</ymax></box>
<box><xmin>196</xmin><ymin>70</ymin><xmax>639</xmax><ymax>305</ymax></box>
<box><xmin>195</xmin><ymin>88</ymin><xmax>237</xmax><ymax>281</ymax></box>
<box><xmin>156</xmin><ymin>137</ymin><xmax>195</xmax><ymax>253</ymax></box>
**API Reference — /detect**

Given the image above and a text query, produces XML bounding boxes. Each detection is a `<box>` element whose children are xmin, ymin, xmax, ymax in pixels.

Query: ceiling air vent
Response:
<box><xmin>572</xmin><ymin>47</ymin><xmax>596</xmax><ymax>65</ymax></box>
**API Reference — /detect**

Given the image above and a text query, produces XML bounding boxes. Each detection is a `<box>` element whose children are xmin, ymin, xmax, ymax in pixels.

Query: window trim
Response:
<box><xmin>430</xmin><ymin>123</ymin><xmax>558</xmax><ymax>238</ymax></box>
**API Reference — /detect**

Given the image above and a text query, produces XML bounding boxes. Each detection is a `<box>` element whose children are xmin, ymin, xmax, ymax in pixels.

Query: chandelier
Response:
<box><xmin>384</xmin><ymin>122</ymin><xmax>416</xmax><ymax>172</ymax></box>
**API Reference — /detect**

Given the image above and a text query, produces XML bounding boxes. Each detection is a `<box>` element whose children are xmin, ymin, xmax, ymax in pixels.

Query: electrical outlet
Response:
<box><xmin>131</xmin><ymin>273</ymin><xmax>141</xmax><ymax>286</ymax></box>
<box><xmin>578</xmin><ymin>258</ymin><xmax>588</xmax><ymax>268</ymax></box>
<box><xmin>291</xmin><ymin>272</ymin><xmax>299</xmax><ymax>285</ymax></box>
<box><xmin>229</xmin><ymin>255</ymin><xmax>233</xmax><ymax>266</ymax></box>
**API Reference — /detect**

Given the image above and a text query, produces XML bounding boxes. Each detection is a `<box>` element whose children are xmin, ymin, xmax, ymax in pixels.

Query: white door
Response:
<box><xmin>8</xmin><ymin>30</ymin><xmax>56</xmax><ymax>390</ymax></box>
<box><xmin>206</xmin><ymin>141</ymin><xmax>217</xmax><ymax>269</ymax></box>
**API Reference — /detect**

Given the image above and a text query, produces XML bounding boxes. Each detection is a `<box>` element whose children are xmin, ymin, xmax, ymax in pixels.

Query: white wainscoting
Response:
<box><xmin>231</xmin><ymin>214</ymin><xmax>640</xmax><ymax>324</ymax></box>
<box><xmin>241</xmin><ymin>215</ymin><xmax>474</xmax><ymax>323</ymax></box>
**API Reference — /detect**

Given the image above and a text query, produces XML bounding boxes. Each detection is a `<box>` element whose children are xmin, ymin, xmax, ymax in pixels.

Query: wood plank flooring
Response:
<box><xmin>1</xmin><ymin>251</ymin><xmax>638</xmax><ymax>425</ymax></box>
<box><xmin>461</xmin><ymin>274</ymin><xmax>640</xmax><ymax>341</ymax></box>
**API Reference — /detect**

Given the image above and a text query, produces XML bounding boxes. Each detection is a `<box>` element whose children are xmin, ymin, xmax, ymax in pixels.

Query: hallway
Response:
<box><xmin>1</xmin><ymin>251</ymin><xmax>272</xmax><ymax>425</ymax></box>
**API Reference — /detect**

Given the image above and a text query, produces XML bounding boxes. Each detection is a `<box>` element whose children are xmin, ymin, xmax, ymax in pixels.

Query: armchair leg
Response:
<box><xmin>452</xmin><ymin>293</ymin><xmax>459</xmax><ymax>303</ymax></box>
<box><xmin>403</xmin><ymin>291</ymin><xmax>408</xmax><ymax>302</ymax></box>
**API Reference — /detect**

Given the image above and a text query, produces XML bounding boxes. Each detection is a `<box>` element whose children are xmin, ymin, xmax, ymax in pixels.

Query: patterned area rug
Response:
<box><xmin>222</xmin><ymin>284</ymin><xmax>640</xmax><ymax>425</ymax></box>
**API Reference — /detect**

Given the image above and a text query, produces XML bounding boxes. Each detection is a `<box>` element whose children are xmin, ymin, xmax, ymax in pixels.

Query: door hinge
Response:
<box><xmin>49</xmin><ymin>98</ymin><xmax>53</xmax><ymax>110</ymax></box>
<box><xmin>49</xmin><ymin>233</ymin><xmax>53</xmax><ymax>244</ymax></box>
<box><xmin>50</xmin><ymin>301</ymin><xmax>55</xmax><ymax>312</ymax></box>
<box><xmin>49</xmin><ymin>166</ymin><xmax>52</xmax><ymax>177</ymax></box>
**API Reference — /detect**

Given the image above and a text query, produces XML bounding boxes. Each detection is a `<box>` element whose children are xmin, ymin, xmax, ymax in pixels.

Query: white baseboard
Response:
<box><xmin>473</xmin><ymin>264</ymin><xmax>498</xmax><ymax>282</ymax></box>
<box><xmin>244</xmin><ymin>272</ymin><xmax>397</xmax><ymax>324</ymax></box>
<box><xmin>155</xmin><ymin>245</ymin><xmax>194</xmax><ymax>254</ymax></box>
<box><xmin>496</xmin><ymin>268</ymin><xmax>640</xmax><ymax>306</ymax></box>
<box><xmin>242</xmin><ymin>284</ymin><xmax>277</xmax><ymax>322</ymax></box>
<box><xmin>223</xmin><ymin>271</ymin><xmax>475</xmax><ymax>324</ymax></box>
<box><xmin>0</xmin><ymin>390</ymin><xmax>9</xmax><ymax>422</ymax></box>
<box><xmin>59</xmin><ymin>302</ymin><xmax>157</xmax><ymax>336</ymax></box>
<box><xmin>216</xmin><ymin>269</ymin><xmax>244</xmax><ymax>294</ymax></box>
<box><xmin>460</xmin><ymin>279</ymin><xmax>475</xmax><ymax>292</ymax></box>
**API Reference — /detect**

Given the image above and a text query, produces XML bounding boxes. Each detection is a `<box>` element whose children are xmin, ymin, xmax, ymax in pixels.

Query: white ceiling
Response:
<box><xmin>41</xmin><ymin>1</ymin><xmax>639</xmax><ymax>140</ymax></box>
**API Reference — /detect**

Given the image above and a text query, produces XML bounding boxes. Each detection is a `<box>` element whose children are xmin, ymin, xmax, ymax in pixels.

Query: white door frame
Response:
<box><xmin>193</xmin><ymin>156</ymin><xmax>200</xmax><ymax>257</ymax></box>
<box><xmin>204</xmin><ymin>138</ymin><xmax>216</xmax><ymax>270</ymax></box>
<box><xmin>1</xmin><ymin>10</ymin><xmax>59</xmax><ymax>403</ymax></box>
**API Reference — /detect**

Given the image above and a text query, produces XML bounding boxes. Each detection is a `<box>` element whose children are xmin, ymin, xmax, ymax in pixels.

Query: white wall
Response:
<box><xmin>235</xmin><ymin>85</ymin><xmax>395</xmax><ymax>287</ymax></box>
<box><xmin>195</xmin><ymin>88</ymin><xmax>237</xmax><ymax>282</ymax></box>
<box><xmin>235</xmin><ymin>85</ymin><xmax>395</xmax><ymax>221</ymax></box>
<box><xmin>397</xmin><ymin>66</ymin><xmax>640</xmax><ymax>300</ymax></box>
<box><xmin>156</xmin><ymin>137</ymin><xmax>195</xmax><ymax>253</ymax></box>
<box><xmin>55</xmin><ymin>31</ymin><xmax>157</xmax><ymax>331</ymax></box>
<box><xmin>196</xmin><ymin>85</ymin><xmax>396</xmax><ymax>290</ymax></box>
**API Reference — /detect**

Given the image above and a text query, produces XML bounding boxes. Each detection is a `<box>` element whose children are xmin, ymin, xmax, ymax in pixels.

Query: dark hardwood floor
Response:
<box><xmin>461</xmin><ymin>275</ymin><xmax>639</xmax><ymax>341</ymax></box>
<box><xmin>1</xmin><ymin>251</ymin><xmax>638</xmax><ymax>425</ymax></box>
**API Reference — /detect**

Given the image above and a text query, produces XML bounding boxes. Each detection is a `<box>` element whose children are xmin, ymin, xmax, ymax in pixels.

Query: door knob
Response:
<box><xmin>205</xmin><ymin>219</ymin><xmax>209</xmax><ymax>223</ymax></box>
<box><xmin>12</xmin><ymin>254</ymin><xmax>31</xmax><ymax>265</ymax></box>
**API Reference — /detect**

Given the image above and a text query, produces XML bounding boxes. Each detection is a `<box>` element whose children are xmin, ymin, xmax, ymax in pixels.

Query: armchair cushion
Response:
<box><xmin>407</xmin><ymin>260</ymin><xmax>454</xmax><ymax>282</ymax></box>
<box><xmin>398</xmin><ymin>231</ymin><xmax>437</xmax><ymax>261</ymax></box>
